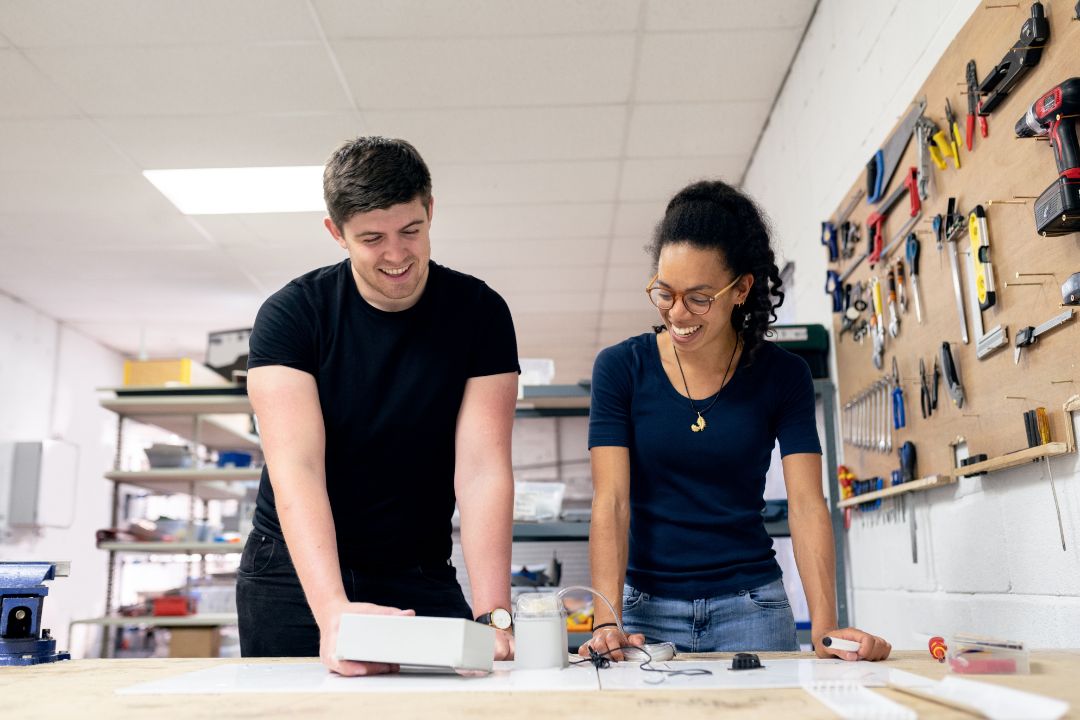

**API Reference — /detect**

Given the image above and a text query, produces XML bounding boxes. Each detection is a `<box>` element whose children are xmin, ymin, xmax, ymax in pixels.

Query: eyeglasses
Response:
<box><xmin>645</xmin><ymin>273</ymin><xmax>740</xmax><ymax>315</ymax></box>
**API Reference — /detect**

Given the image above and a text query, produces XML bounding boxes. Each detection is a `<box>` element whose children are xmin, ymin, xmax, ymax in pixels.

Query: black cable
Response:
<box><xmin>571</xmin><ymin>645</ymin><xmax>712</xmax><ymax>678</ymax></box>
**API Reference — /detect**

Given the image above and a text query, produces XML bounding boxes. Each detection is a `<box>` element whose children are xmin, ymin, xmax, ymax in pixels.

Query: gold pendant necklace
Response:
<box><xmin>672</xmin><ymin>333</ymin><xmax>740</xmax><ymax>433</ymax></box>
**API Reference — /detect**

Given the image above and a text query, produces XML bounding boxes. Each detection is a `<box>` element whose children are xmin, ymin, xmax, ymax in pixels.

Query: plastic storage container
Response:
<box><xmin>947</xmin><ymin>634</ymin><xmax>1030</xmax><ymax>675</ymax></box>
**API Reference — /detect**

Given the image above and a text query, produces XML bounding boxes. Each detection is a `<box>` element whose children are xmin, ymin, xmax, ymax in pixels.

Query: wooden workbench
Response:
<box><xmin>1</xmin><ymin>651</ymin><xmax>1077</xmax><ymax>719</ymax></box>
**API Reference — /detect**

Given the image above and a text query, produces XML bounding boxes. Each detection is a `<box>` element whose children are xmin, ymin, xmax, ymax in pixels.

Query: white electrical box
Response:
<box><xmin>0</xmin><ymin>441</ymin><xmax>79</xmax><ymax>529</ymax></box>
<box><xmin>335</xmin><ymin>615</ymin><xmax>495</xmax><ymax>672</ymax></box>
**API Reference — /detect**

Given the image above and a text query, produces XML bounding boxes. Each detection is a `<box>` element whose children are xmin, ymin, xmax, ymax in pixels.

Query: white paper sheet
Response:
<box><xmin>887</xmin><ymin>669</ymin><xmax>1069</xmax><ymax>720</ymax></box>
<box><xmin>596</xmin><ymin>659</ymin><xmax>895</xmax><ymax>691</ymax></box>
<box><xmin>117</xmin><ymin>661</ymin><xmax>599</xmax><ymax>695</ymax></box>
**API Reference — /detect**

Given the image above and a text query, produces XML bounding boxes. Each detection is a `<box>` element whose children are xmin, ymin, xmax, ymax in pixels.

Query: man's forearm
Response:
<box><xmin>789</xmin><ymin>499</ymin><xmax>838</xmax><ymax>630</ymax></box>
<box><xmin>458</xmin><ymin>472</ymin><xmax>513</xmax><ymax>616</ymax></box>
<box><xmin>273</xmin><ymin>468</ymin><xmax>348</xmax><ymax>627</ymax></box>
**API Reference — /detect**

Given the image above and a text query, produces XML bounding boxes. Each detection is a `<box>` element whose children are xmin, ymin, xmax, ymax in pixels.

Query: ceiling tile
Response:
<box><xmin>608</xmin><ymin>235</ymin><xmax>653</xmax><ymax>266</ymax></box>
<box><xmin>98</xmin><ymin>114</ymin><xmax>363</xmax><ymax>169</ymax></box>
<box><xmin>602</xmin><ymin>288</ymin><xmax>651</xmax><ymax>313</ymax></box>
<box><xmin>0</xmin><ymin>1</ymin><xmax>320</xmax><ymax>47</ymax></box>
<box><xmin>618</xmin><ymin>156</ymin><xmax>747</xmax><ymax>202</ymax></box>
<box><xmin>0</xmin><ymin>49</ymin><xmax>80</xmax><ymax>117</ymax></box>
<box><xmin>25</xmin><ymin>44</ymin><xmax>351</xmax><ymax>116</ymax></box>
<box><xmin>333</xmin><ymin>36</ymin><xmax>636</xmax><ymax>109</ymax></box>
<box><xmin>0</xmin><ymin>209</ymin><xmax>208</xmax><ymax>250</ymax></box>
<box><xmin>364</xmin><ymin>106</ymin><xmax>627</xmax><ymax>164</ymax></box>
<box><xmin>0</xmin><ymin>118</ymin><xmax>132</xmax><ymax>172</ymax></box>
<box><xmin>196</xmin><ymin>213</ymin><xmax>331</xmax><ymax>247</ymax></box>
<box><xmin>433</xmin><ymin>203</ymin><xmax>614</xmax><ymax>241</ymax></box>
<box><xmin>315</xmin><ymin>0</ymin><xmax>641</xmax><ymax>38</ymax></box>
<box><xmin>612</xmin><ymin>202</ymin><xmax>667</xmax><ymax>236</ymax></box>
<box><xmin>437</xmin><ymin>237</ymin><xmax>609</xmax><ymax>272</ymax></box>
<box><xmin>504</xmin><ymin>291</ymin><xmax>601</xmax><ymax>315</ymax></box>
<box><xmin>636</xmin><ymin>28</ymin><xmax>802</xmax><ymax>103</ymax></box>
<box><xmin>481</xmin><ymin>265</ymin><xmax>604</xmax><ymax>296</ymax></box>
<box><xmin>645</xmin><ymin>0</ymin><xmax>816</xmax><ymax>31</ymax></box>
<box><xmin>627</xmin><ymin>102</ymin><xmax>770</xmax><ymax>157</ymax></box>
<box><xmin>435</xmin><ymin>161</ymin><xmax>620</xmax><ymax>206</ymax></box>
<box><xmin>604</xmin><ymin>264</ymin><xmax>651</xmax><ymax>292</ymax></box>
<box><xmin>0</xmin><ymin>170</ymin><xmax>182</xmax><ymax>220</ymax></box>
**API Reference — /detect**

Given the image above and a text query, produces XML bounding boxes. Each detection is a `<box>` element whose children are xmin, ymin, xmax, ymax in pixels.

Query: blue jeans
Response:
<box><xmin>622</xmin><ymin>577</ymin><xmax>798</xmax><ymax>653</ymax></box>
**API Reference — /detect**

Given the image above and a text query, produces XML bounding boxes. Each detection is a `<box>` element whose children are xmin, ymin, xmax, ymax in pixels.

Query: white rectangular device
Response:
<box><xmin>335</xmin><ymin>614</ymin><xmax>495</xmax><ymax>672</ymax></box>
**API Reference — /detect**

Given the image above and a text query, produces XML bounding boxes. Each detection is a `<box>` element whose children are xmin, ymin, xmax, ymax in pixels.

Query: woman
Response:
<box><xmin>582</xmin><ymin>180</ymin><xmax>889</xmax><ymax>661</ymax></box>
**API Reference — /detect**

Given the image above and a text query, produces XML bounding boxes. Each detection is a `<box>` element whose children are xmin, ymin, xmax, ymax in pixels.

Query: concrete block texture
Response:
<box><xmin>853</xmin><ymin>589</ymin><xmax>1080</xmax><ymax>650</ymax></box>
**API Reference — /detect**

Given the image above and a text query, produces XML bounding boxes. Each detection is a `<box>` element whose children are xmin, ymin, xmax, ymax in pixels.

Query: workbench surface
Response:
<box><xmin>2</xmin><ymin>651</ymin><xmax>1077</xmax><ymax>719</ymax></box>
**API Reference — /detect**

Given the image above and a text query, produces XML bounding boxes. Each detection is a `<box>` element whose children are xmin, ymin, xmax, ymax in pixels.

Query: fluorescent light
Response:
<box><xmin>143</xmin><ymin>166</ymin><xmax>325</xmax><ymax>215</ymax></box>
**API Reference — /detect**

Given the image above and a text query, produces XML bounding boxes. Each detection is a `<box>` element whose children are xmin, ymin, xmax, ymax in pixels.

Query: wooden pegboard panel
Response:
<box><xmin>831</xmin><ymin>1</ymin><xmax>1080</xmax><ymax>482</ymax></box>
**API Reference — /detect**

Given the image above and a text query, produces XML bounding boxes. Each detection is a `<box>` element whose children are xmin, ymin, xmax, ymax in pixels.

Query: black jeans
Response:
<box><xmin>236</xmin><ymin>532</ymin><xmax>473</xmax><ymax>657</ymax></box>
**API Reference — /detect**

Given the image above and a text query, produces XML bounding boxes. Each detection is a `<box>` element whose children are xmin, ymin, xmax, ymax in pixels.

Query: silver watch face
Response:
<box><xmin>491</xmin><ymin>607</ymin><xmax>512</xmax><ymax>630</ymax></box>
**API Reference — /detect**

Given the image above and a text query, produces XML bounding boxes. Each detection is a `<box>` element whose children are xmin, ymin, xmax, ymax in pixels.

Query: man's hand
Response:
<box><xmin>494</xmin><ymin>628</ymin><xmax>515</xmax><ymax>660</ymax></box>
<box><xmin>814</xmin><ymin>626</ymin><xmax>892</xmax><ymax>661</ymax></box>
<box><xmin>318</xmin><ymin>600</ymin><xmax>415</xmax><ymax>676</ymax></box>
<box><xmin>578</xmin><ymin>626</ymin><xmax>645</xmax><ymax>662</ymax></box>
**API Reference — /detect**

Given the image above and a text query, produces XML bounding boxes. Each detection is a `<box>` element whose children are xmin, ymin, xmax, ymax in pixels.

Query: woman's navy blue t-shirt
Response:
<box><xmin>588</xmin><ymin>332</ymin><xmax>822</xmax><ymax>600</ymax></box>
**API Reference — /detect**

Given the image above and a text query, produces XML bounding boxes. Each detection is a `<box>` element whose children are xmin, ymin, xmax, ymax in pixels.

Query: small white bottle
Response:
<box><xmin>513</xmin><ymin>592</ymin><xmax>568</xmax><ymax>670</ymax></box>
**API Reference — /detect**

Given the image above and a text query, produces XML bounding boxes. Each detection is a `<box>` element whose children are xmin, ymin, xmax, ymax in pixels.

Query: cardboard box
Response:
<box><xmin>168</xmin><ymin>627</ymin><xmax>220</xmax><ymax>658</ymax></box>
<box><xmin>123</xmin><ymin>358</ymin><xmax>230</xmax><ymax>387</ymax></box>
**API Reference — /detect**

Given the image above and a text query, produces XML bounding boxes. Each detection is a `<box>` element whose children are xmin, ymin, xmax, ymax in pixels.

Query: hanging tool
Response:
<box><xmin>968</xmin><ymin>206</ymin><xmax>997</xmax><ymax>311</ymax></box>
<box><xmin>826</xmin><ymin>270</ymin><xmax>842</xmax><ymax>313</ymax></box>
<box><xmin>940</xmin><ymin>199</ymin><xmax>970</xmax><ymax>344</ymax></box>
<box><xmin>931</xmin><ymin>357</ymin><xmax>940</xmax><ymax>411</ymax></box>
<box><xmin>914</xmin><ymin>114</ymin><xmax>942</xmax><ymax>200</ymax></box>
<box><xmin>898</xmin><ymin>440</ymin><xmax>918</xmax><ymax>563</ymax></box>
<box><xmin>821</xmin><ymin>222</ymin><xmax>839</xmax><ymax>262</ymax></box>
<box><xmin>966</xmin><ymin>205</ymin><xmax>1008</xmax><ymax>360</ymax></box>
<box><xmin>905</xmin><ymin>233</ymin><xmax>924</xmax><ymax>324</ymax></box>
<box><xmin>871</xmin><ymin>277</ymin><xmax>885</xmax><ymax>369</ymax></box>
<box><xmin>966</xmin><ymin>60</ymin><xmax>989</xmax><ymax>150</ymax></box>
<box><xmin>940</xmin><ymin>342</ymin><xmax>964</xmax><ymax>408</ymax></box>
<box><xmin>896</xmin><ymin>259</ymin><xmax>908</xmax><ymax>315</ymax></box>
<box><xmin>978</xmin><ymin>1</ymin><xmax>1050</xmax><ymax>117</ymax></box>
<box><xmin>1063</xmin><ymin>273</ymin><xmax>1080</xmax><ymax>306</ymax></box>
<box><xmin>887</xmin><ymin>267</ymin><xmax>901</xmax><ymax>338</ymax></box>
<box><xmin>869</xmin><ymin>167</ymin><xmax>922</xmax><ymax>269</ymax></box>
<box><xmin>840</xmin><ymin>170</ymin><xmax>919</xmax><ymax>282</ymax></box>
<box><xmin>944</xmin><ymin>98</ymin><xmax>963</xmax><ymax>170</ymax></box>
<box><xmin>1035</xmin><ymin>407</ymin><xmax>1066</xmax><ymax>552</ymax></box>
<box><xmin>867</xmin><ymin>98</ymin><xmax>927</xmax><ymax>203</ymax></box>
<box><xmin>1015</xmin><ymin>78</ymin><xmax>1080</xmax><ymax>236</ymax></box>
<box><xmin>919</xmin><ymin>359</ymin><xmax>932</xmax><ymax>419</ymax></box>
<box><xmin>1014</xmin><ymin>308</ymin><xmax>1076</xmax><ymax>363</ymax></box>
<box><xmin>892</xmin><ymin>357</ymin><xmax>906</xmax><ymax>430</ymax></box>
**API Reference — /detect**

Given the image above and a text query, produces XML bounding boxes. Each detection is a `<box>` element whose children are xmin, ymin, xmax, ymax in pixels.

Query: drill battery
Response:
<box><xmin>1034</xmin><ymin>171</ymin><xmax>1080</xmax><ymax>236</ymax></box>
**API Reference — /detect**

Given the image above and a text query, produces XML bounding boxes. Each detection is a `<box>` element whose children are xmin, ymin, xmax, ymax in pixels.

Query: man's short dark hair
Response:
<box><xmin>323</xmin><ymin>137</ymin><xmax>432</xmax><ymax>230</ymax></box>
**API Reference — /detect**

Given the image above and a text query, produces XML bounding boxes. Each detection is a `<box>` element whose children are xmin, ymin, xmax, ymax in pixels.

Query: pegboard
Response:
<box><xmin>830</xmin><ymin>0</ymin><xmax>1080</xmax><ymax>483</ymax></box>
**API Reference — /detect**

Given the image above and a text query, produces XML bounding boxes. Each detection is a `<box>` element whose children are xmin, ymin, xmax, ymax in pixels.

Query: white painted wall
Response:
<box><xmin>743</xmin><ymin>0</ymin><xmax>1080</xmax><ymax>649</ymax></box>
<box><xmin>0</xmin><ymin>291</ymin><xmax>123</xmax><ymax>658</ymax></box>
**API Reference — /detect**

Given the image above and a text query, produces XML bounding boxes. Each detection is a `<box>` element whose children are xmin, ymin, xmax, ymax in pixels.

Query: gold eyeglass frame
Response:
<box><xmin>644</xmin><ymin>273</ymin><xmax>741</xmax><ymax>315</ymax></box>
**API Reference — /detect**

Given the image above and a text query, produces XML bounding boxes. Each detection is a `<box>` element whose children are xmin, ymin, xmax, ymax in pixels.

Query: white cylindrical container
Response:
<box><xmin>513</xmin><ymin>593</ymin><xmax>568</xmax><ymax>670</ymax></box>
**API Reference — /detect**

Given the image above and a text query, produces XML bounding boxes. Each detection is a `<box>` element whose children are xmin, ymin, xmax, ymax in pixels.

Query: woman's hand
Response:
<box><xmin>814</xmin><ymin>626</ymin><xmax>892</xmax><ymax>661</ymax></box>
<box><xmin>578</xmin><ymin>625</ymin><xmax>646</xmax><ymax>662</ymax></box>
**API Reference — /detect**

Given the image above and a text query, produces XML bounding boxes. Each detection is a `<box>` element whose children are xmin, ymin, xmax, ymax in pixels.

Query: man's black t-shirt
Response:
<box><xmin>247</xmin><ymin>259</ymin><xmax>519</xmax><ymax>569</ymax></box>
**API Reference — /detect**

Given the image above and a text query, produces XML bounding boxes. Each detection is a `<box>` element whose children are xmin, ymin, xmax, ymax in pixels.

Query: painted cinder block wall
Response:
<box><xmin>742</xmin><ymin>0</ymin><xmax>1080</xmax><ymax>648</ymax></box>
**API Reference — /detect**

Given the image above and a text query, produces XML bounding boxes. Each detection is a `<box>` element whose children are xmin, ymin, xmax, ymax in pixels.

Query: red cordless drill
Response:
<box><xmin>1015</xmin><ymin>78</ymin><xmax>1080</xmax><ymax>236</ymax></box>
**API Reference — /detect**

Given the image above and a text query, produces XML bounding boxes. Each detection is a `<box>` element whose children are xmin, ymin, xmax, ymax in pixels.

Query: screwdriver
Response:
<box><xmin>1035</xmin><ymin>407</ymin><xmax>1067</xmax><ymax>552</ymax></box>
<box><xmin>896</xmin><ymin>259</ymin><xmax>908</xmax><ymax>314</ymax></box>
<box><xmin>905</xmin><ymin>233</ymin><xmax>923</xmax><ymax>323</ymax></box>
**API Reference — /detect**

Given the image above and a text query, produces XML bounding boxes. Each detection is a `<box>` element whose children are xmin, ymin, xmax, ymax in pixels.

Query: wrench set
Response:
<box><xmin>843</xmin><ymin>377</ymin><xmax>894</xmax><ymax>454</ymax></box>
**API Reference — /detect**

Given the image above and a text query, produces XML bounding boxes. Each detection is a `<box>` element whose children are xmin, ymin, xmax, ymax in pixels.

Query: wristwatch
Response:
<box><xmin>475</xmin><ymin>607</ymin><xmax>513</xmax><ymax>631</ymax></box>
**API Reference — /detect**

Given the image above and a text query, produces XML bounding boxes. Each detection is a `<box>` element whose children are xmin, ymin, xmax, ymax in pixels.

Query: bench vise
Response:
<box><xmin>0</xmin><ymin>561</ymin><xmax>71</xmax><ymax>665</ymax></box>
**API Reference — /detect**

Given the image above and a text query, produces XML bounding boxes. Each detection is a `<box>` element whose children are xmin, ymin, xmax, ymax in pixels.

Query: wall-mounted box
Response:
<box><xmin>0</xmin><ymin>441</ymin><xmax>79</xmax><ymax>529</ymax></box>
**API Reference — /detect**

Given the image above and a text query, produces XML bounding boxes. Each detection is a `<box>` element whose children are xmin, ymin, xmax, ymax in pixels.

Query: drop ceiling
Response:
<box><xmin>0</xmin><ymin>0</ymin><xmax>815</xmax><ymax>383</ymax></box>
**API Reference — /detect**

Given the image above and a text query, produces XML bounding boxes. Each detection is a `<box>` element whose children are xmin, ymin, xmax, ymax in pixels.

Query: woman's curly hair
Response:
<box><xmin>647</xmin><ymin>180</ymin><xmax>785</xmax><ymax>362</ymax></box>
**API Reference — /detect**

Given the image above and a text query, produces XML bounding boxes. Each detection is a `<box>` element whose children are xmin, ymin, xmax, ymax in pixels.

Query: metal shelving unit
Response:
<box><xmin>96</xmin><ymin>385</ymin><xmax>259</xmax><ymax>658</ymax></box>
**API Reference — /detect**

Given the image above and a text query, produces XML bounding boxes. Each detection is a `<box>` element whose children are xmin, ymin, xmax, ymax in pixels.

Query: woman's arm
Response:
<box><xmin>581</xmin><ymin>445</ymin><xmax>644</xmax><ymax>660</ymax></box>
<box><xmin>784</xmin><ymin>452</ymin><xmax>891</xmax><ymax>661</ymax></box>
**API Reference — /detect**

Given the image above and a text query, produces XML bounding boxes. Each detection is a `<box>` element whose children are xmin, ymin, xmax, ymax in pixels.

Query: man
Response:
<box><xmin>238</xmin><ymin>137</ymin><xmax>519</xmax><ymax>675</ymax></box>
